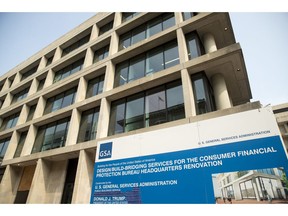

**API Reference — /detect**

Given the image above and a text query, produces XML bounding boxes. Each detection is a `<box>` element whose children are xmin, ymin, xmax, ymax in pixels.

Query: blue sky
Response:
<box><xmin>0</xmin><ymin>12</ymin><xmax>287</xmax><ymax>106</ymax></box>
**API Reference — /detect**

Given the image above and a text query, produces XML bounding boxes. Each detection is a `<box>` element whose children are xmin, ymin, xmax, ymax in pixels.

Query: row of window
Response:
<box><xmin>0</xmin><ymin>73</ymin><xmax>216</xmax><ymax>162</ymax></box>
<box><xmin>0</xmin><ymin>12</ymin><xmax>199</xmax><ymax>94</ymax></box>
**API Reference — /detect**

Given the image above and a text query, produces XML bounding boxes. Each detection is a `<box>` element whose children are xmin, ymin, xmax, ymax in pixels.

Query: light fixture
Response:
<box><xmin>224</xmin><ymin>27</ymin><xmax>228</xmax><ymax>31</ymax></box>
<box><xmin>237</xmin><ymin>68</ymin><xmax>241</xmax><ymax>71</ymax></box>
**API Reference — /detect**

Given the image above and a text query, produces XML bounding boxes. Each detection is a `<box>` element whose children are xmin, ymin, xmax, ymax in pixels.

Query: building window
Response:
<box><xmin>0</xmin><ymin>112</ymin><xmax>20</xmax><ymax>131</ymax></box>
<box><xmin>21</xmin><ymin>65</ymin><xmax>38</xmax><ymax>81</ymax></box>
<box><xmin>0</xmin><ymin>137</ymin><xmax>10</xmax><ymax>161</ymax></box>
<box><xmin>53</xmin><ymin>58</ymin><xmax>84</xmax><ymax>83</ymax></box>
<box><xmin>99</xmin><ymin>21</ymin><xmax>113</xmax><ymax>36</ymax></box>
<box><xmin>46</xmin><ymin>56</ymin><xmax>54</xmax><ymax>66</ymax></box>
<box><xmin>62</xmin><ymin>34</ymin><xmax>91</xmax><ymax>57</ymax></box>
<box><xmin>77</xmin><ymin>107</ymin><xmax>100</xmax><ymax>143</ymax></box>
<box><xmin>26</xmin><ymin>104</ymin><xmax>37</xmax><ymax>122</ymax></box>
<box><xmin>86</xmin><ymin>75</ymin><xmax>104</xmax><ymax>98</ymax></box>
<box><xmin>122</xmin><ymin>12</ymin><xmax>140</xmax><ymax>23</ymax></box>
<box><xmin>44</xmin><ymin>87</ymin><xmax>77</xmax><ymax>114</ymax></box>
<box><xmin>240</xmin><ymin>180</ymin><xmax>256</xmax><ymax>199</ymax></box>
<box><xmin>12</xmin><ymin>87</ymin><xmax>29</xmax><ymax>104</ymax></box>
<box><xmin>186</xmin><ymin>32</ymin><xmax>205</xmax><ymax>60</ymax></box>
<box><xmin>108</xmin><ymin>80</ymin><xmax>184</xmax><ymax>135</ymax></box>
<box><xmin>32</xmin><ymin>117</ymin><xmax>70</xmax><ymax>153</ymax></box>
<box><xmin>182</xmin><ymin>12</ymin><xmax>198</xmax><ymax>21</ymax></box>
<box><xmin>257</xmin><ymin>168</ymin><xmax>276</xmax><ymax>176</ymax></box>
<box><xmin>115</xmin><ymin>40</ymin><xmax>179</xmax><ymax>87</ymax></box>
<box><xmin>119</xmin><ymin>13</ymin><xmax>175</xmax><ymax>50</ymax></box>
<box><xmin>191</xmin><ymin>73</ymin><xmax>216</xmax><ymax>115</ymax></box>
<box><xmin>93</xmin><ymin>45</ymin><xmax>109</xmax><ymax>63</ymax></box>
<box><xmin>14</xmin><ymin>131</ymin><xmax>28</xmax><ymax>158</ymax></box>
<box><xmin>37</xmin><ymin>78</ymin><xmax>46</xmax><ymax>91</ymax></box>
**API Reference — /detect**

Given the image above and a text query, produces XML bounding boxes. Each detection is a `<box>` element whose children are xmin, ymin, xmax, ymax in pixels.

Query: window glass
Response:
<box><xmin>61</xmin><ymin>89</ymin><xmax>76</xmax><ymax>108</ymax></box>
<box><xmin>12</xmin><ymin>87</ymin><xmax>29</xmax><ymax>104</ymax></box>
<box><xmin>51</xmin><ymin>94</ymin><xmax>64</xmax><ymax>112</ymax></box>
<box><xmin>46</xmin><ymin>56</ymin><xmax>54</xmax><ymax>66</ymax></box>
<box><xmin>122</xmin><ymin>13</ymin><xmax>138</xmax><ymax>22</ymax></box>
<box><xmin>109</xmin><ymin>99</ymin><xmax>126</xmax><ymax>135</ymax></box>
<box><xmin>38</xmin><ymin>78</ymin><xmax>46</xmax><ymax>91</ymax></box>
<box><xmin>166</xmin><ymin>81</ymin><xmax>185</xmax><ymax>121</ymax></box>
<box><xmin>115</xmin><ymin>62</ymin><xmax>129</xmax><ymax>87</ymax></box>
<box><xmin>182</xmin><ymin>12</ymin><xmax>195</xmax><ymax>21</ymax></box>
<box><xmin>131</xmin><ymin>24</ymin><xmax>146</xmax><ymax>45</ymax></box>
<box><xmin>128</xmin><ymin>54</ymin><xmax>145</xmax><ymax>82</ymax></box>
<box><xmin>26</xmin><ymin>104</ymin><xmax>37</xmax><ymax>122</ymax></box>
<box><xmin>52</xmin><ymin>120</ymin><xmax>68</xmax><ymax>149</ymax></box>
<box><xmin>14</xmin><ymin>131</ymin><xmax>27</xmax><ymax>158</ymax></box>
<box><xmin>125</xmin><ymin>93</ymin><xmax>144</xmax><ymax>132</ymax></box>
<box><xmin>162</xmin><ymin>13</ymin><xmax>175</xmax><ymax>30</ymax></box>
<box><xmin>42</xmin><ymin>124</ymin><xmax>56</xmax><ymax>151</ymax></box>
<box><xmin>0</xmin><ymin>138</ymin><xmax>10</xmax><ymax>159</ymax></box>
<box><xmin>145</xmin><ymin>86</ymin><xmax>166</xmax><ymax>127</ymax></box>
<box><xmin>186</xmin><ymin>33</ymin><xmax>204</xmax><ymax>60</ymax></box>
<box><xmin>147</xmin><ymin>18</ymin><xmax>162</xmax><ymax>37</ymax></box>
<box><xmin>99</xmin><ymin>21</ymin><xmax>113</xmax><ymax>36</ymax></box>
<box><xmin>164</xmin><ymin>41</ymin><xmax>179</xmax><ymax>68</ymax></box>
<box><xmin>94</xmin><ymin>46</ymin><xmax>109</xmax><ymax>63</ymax></box>
<box><xmin>146</xmin><ymin>47</ymin><xmax>164</xmax><ymax>75</ymax></box>
<box><xmin>119</xmin><ymin>32</ymin><xmax>131</xmax><ymax>50</ymax></box>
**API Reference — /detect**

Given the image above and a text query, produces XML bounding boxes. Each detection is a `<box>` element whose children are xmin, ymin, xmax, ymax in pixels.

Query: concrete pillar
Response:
<box><xmin>211</xmin><ymin>73</ymin><xmax>232</xmax><ymax>110</ymax></box>
<box><xmin>27</xmin><ymin>78</ymin><xmax>38</xmax><ymax>96</ymax></box>
<box><xmin>27</xmin><ymin>159</ymin><xmax>68</xmax><ymax>203</ymax></box>
<box><xmin>103</xmin><ymin>61</ymin><xmax>115</xmax><ymax>92</ymax></box>
<box><xmin>176</xmin><ymin>28</ymin><xmax>189</xmax><ymax>64</ymax></box>
<box><xmin>2</xmin><ymin>78</ymin><xmax>11</xmax><ymax>91</ymax></box>
<box><xmin>1</xmin><ymin>92</ymin><xmax>12</xmax><ymax>109</ymax></box>
<box><xmin>53</xmin><ymin>46</ymin><xmax>62</xmax><ymax>62</ymax></box>
<box><xmin>11</xmin><ymin>73</ymin><xmax>21</xmax><ymax>87</ymax></box>
<box><xmin>203</xmin><ymin>33</ymin><xmax>217</xmax><ymax>53</ymax></box>
<box><xmin>33</xmin><ymin>96</ymin><xmax>46</xmax><ymax>119</ymax></box>
<box><xmin>65</xmin><ymin>108</ymin><xmax>81</xmax><ymax>146</ymax></box>
<box><xmin>0</xmin><ymin>165</ymin><xmax>22</xmax><ymax>203</ymax></box>
<box><xmin>174</xmin><ymin>12</ymin><xmax>182</xmax><ymax>24</ymax></box>
<box><xmin>38</xmin><ymin>56</ymin><xmax>47</xmax><ymax>71</ymax></box>
<box><xmin>75</xmin><ymin>77</ymin><xmax>88</xmax><ymax>103</ymax></box>
<box><xmin>72</xmin><ymin>150</ymin><xmax>95</xmax><ymax>203</ymax></box>
<box><xmin>90</xmin><ymin>24</ymin><xmax>99</xmax><ymax>41</ymax></box>
<box><xmin>181</xmin><ymin>69</ymin><xmax>196</xmax><ymax>117</ymax></box>
<box><xmin>17</xmin><ymin>104</ymin><xmax>29</xmax><ymax>125</ymax></box>
<box><xmin>114</xmin><ymin>12</ymin><xmax>122</xmax><ymax>28</ymax></box>
<box><xmin>84</xmin><ymin>48</ymin><xmax>94</xmax><ymax>68</ymax></box>
<box><xmin>109</xmin><ymin>31</ymin><xmax>119</xmax><ymax>55</ymax></box>
<box><xmin>21</xmin><ymin>125</ymin><xmax>37</xmax><ymax>156</ymax></box>
<box><xmin>44</xmin><ymin>69</ymin><xmax>54</xmax><ymax>88</ymax></box>
<box><xmin>3</xmin><ymin>131</ymin><xmax>19</xmax><ymax>160</ymax></box>
<box><xmin>96</xmin><ymin>98</ymin><xmax>110</xmax><ymax>139</ymax></box>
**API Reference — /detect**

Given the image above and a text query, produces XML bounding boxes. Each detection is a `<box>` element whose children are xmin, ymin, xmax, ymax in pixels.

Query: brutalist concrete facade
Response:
<box><xmin>0</xmin><ymin>12</ymin><xmax>256</xmax><ymax>203</ymax></box>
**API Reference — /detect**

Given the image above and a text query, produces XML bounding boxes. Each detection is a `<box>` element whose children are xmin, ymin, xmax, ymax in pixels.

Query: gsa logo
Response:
<box><xmin>99</xmin><ymin>142</ymin><xmax>112</xmax><ymax>159</ymax></box>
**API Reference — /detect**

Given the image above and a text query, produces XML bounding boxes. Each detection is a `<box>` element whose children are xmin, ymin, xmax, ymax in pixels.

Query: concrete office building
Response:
<box><xmin>0</xmin><ymin>12</ymin><xmax>260</xmax><ymax>203</ymax></box>
<box><xmin>273</xmin><ymin>103</ymin><xmax>288</xmax><ymax>151</ymax></box>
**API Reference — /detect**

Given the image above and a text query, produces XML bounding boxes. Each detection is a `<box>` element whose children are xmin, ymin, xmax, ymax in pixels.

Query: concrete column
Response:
<box><xmin>174</xmin><ymin>12</ymin><xmax>182</xmax><ymax>24</ymax></box>
<box><xmin>211</xmin><ymin>73</ymin><xmax>232</xmax><ymax>110</ymax></box>
<box><xmin>38</xmin><ymin>56</ymin><xmax>47</xmax><ymax>71</ymax></box>
<box><xmin>17</xmin><ymin>104</ymin><xmax>29</xmax><ymax>125</ymax></box>
<box><xmin>65</xmin><ymin>108</ymin><xmax>81</xmax><ymax>146</ymax></box>
<box><xmin>181</xmin><ymin>69</ymin><xmax>197</xmax><ymax>117</ymax></box>
<box><xmin>2</xmin><ymin>78</ymin><xmax>11</xmax><ymax>91</ymax></box>
<box><xmin>84</xmin><ymin>48</ymin><xmax>94</xmax><ymax>68</ymax></box>
<box><xmin>11</xmin><ymin>73</ymin><xmax>21</xmax><ymax>87</ymax></box>
<box><xmin>53</xmin><ymin>46</ymin><xmax>62</xmax><ymax>62</ymax></box>
<box><xmin>21</xmin><ymin>125</ymin><xmax>37</xmax><ymax>156</ymax></box>
<box><xmin>0</xmin><ymin>165</ymin><xmax>22</xmax><ymax>203</ymax></box>
<box><xmin>114</xmin><ymin>12</ymin><xmax>122</xmax><ymax>28</ymax></box>
<box><xmin>33</xmin><ymin>96</ymin><xmax>46</xmax><ymax>119</ymax></box>
<box><xmin>252</xmin><ymin>177</ymin><xmax>261</xmax><ymax>201</ymax></box>
<box><xmin>176</xmin><ymin>28</ymin><xmax>189</xmax><ymax>64</ymax></box>
<box><xmin>96</xmin><ymin>98</ymin><xmax>110</xmax><ymax>139</ymax></box>
<box><xmin>109</xmin><ymin>31</ymin><xmax>119</xmax><ymax>55</ymax></box>
<box><xmin>72</xmin><ymin>150</ymin><xmax>95</xmax><ymax>203</ymax></box>
<box><xmin>27</xmin><ymin>159</ymin><xmax>68</xmax><ymax>203</ymax></box>
<box><xmin>90</xmin><ymin>24</ymin><xmax>99</xmax><ymax>41</ymax></box>
<box><xmin>1</xmin><ymin>93</ymin><xmax>12</xmax><ymax>109</ymax></box>
<box><xmin>75</xmin><ymin>77</ymin><xmax>88</xmax><ymax>103</ymax></box>
<box><xmin>27</xmin><ymin>78</ymin><xmax>38</xmax><ymax>96</ymax></box>
<box><xmin>44</xmin><ymin>69</ymin><xmax>54</xmax><ymax>88</ymax></box>
<box><xmin>103</xmin><ymin>61</ymin><xmax>115</xmax><ymax>92</ymax></box>
<box><xmin>3</xmin><ymin>131</ymin><xmax>19</xmax><ymax>160</ymax></box>
<box><xmin>203</xmin><ymin>33</ymin><xmax>217</xmax><ymax>53</ymax></box>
